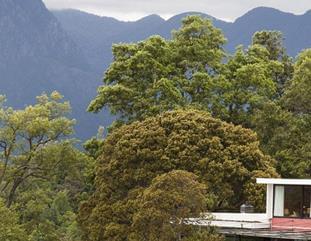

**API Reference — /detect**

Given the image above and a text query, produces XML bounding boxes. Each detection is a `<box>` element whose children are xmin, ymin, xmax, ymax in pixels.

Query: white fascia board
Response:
<box><xmin>257</xmin><ymin>178</ymin><xmax>311</xmax><ymax>185</ymax></box>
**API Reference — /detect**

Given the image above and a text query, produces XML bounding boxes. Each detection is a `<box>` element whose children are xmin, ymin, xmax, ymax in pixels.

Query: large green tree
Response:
<box><xmin>78</xmin><ymin>110</ymin><xmax>277</xmax><ymax>241</ymax></box>
<box><xmin>252</xmin><ymin>31</ymin><xmax>294</xmax><ymax>98</ymax></box>
<box><xmin>0</xmin><ymin>92</ymin><xmax>92</xmax><ymax>240</ymax></box>
<box><xmin>283</xmin><ymin>49</ymin><xmax>311</xmax><ymax>114</ymax></box>
<box><xmin>253</xmin><ymin>49</ymin><xmax>311</xmax><ymax>178</ymax></box>
<box><xmin>89</xmin><ymin>17</ymin><xmax>292</xmax><ymax>129</ymax></box>
<box><xmin>218</xmin><ymin>44</ymin><xmax>280</xmax><ymax>126</ymax></box>
<box><xmin>88</xmin><ymin>16</ymin><xmax>226</xmax><ymax>124</ymax></box>
<box><xmin>253</xmin><ymin>102</ymin><xmax>311</xmax><ymax>178</ymax></box>
<box><xmin>0</xmin><ymin>91</ymin><xmax>75</xmax><ymax>206</ymax></box>
<box><xmin>131</xmin><ymin>170</ymin><xmax>207</xmax><ymax>241</ymax></box>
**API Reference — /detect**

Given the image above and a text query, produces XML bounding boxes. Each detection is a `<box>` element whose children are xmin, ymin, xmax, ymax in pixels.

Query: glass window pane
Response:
<box><xmin>274</xmin><ymin>186</ymin><xmax>284</xmax><ymax>216</ymax></box>
<box><xmin>303</xmin><ymin>186</ymin><xmax>311</xmax><ymax>218</ymax></box>
<box><xmin>284</xmin><ymin>186</ymin><xmax>302</xmax><ymax>218</ymax></box>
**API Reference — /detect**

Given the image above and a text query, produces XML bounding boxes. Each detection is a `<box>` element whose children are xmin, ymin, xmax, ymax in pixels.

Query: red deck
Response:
<box><xmin>272</xmin><ymin>218</ymin><xmax>311</xmax><ymax>231</ymax></box>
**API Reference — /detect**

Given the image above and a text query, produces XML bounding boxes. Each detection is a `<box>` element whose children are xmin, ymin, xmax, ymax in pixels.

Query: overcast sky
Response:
<box><xmin>43</xmin><ymin>0</ymin><xmax>311</xmax><ymax>21</ymax></box>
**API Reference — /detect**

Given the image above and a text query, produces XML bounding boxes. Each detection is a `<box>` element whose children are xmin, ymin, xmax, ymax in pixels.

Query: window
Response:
<box><xmin>283</xmin><ymin>186</ymin><xmax>302</xmax><ymax>217</ymax></box>
<box><xmin>273</xmin><ymin>185</ymin><xmax>310</xmax><ymax>218</ymax></box>
<box><xmin>274</xmin><ymin>186</ymin><xmax>284</xmax><ymax>216</ymax></box>
<box><xmin>303</xmin><ymin>186</ymin><xmax>311</xmax><ymax>218</ymax></box>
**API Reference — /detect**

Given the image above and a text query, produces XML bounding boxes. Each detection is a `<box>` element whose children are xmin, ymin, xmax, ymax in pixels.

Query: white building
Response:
<box><xmin>191</xmin><ymin>178</ymin><xmax>311</xmax><ymax>240</ymax></box>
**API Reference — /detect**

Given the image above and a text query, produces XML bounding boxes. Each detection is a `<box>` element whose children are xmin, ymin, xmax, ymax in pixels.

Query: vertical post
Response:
<box><xmin>266</xmin><ymin>184</ymin><xmax>273</xmax><ymax>219</ymax></box>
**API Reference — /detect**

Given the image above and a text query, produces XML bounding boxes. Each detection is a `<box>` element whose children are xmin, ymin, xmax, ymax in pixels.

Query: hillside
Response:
<box><xmin>0</xmin><ymin>0</ymin><xmax>112</xmax><ymax>140</ymax></box>
<box><xmin>0</xmin><ymin>0</ymin><xmax>310</xmax><ymax>140</ymax></box>
<box><xmin>54</xmin><ymin>7</ymin><xmax>311</xmax><ymax>74</ymax></box>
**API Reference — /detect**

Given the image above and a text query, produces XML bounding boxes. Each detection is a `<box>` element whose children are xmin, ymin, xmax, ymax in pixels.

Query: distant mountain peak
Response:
<box><xmin>167</xmin><ymin>12</ymin><xmax>211</xmax><ymax>21</ymax></box>
<box><xmin>239</xmin><ymin>6</ymin><xmax>301</xmax><ymax>20</ymax></box>
<box><xmin>136</xmin><ymin>14</ymin><xmax>165</xmax><ymax>23</ymax></box>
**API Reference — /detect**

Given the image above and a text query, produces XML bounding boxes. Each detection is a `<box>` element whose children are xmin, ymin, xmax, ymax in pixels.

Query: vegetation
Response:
<box><xmin>88</xmin><ymin>17</ymin><xmax>293</xmax><ymax>129</ymax></box>
<box><xmin>254</xmin><ymin>49</ymin><xmax>311</xmax><ymax>177</ymax></box>
<box><xmin>0</xmin><ymin>15</ymin><xmax>310</xmax><ymax>241</ymax></box>
<box><xmin>0</xmin><ymin>199</ymin><xmax>27</xmax><ymax>241</ymax></box>
<box><xmin>131</xmin><ymin>170</ymin><xmax>207</xmax><ymax>241</ymax></box>
<box><xmin>0</xmin><ymin>92</ymin><xmax>92</xmax><ymax>240</ymax></box>
<box><xmin>78</xmin><ymin>110</ymin><xmax>277</xmax><ymax>240</ymax></box>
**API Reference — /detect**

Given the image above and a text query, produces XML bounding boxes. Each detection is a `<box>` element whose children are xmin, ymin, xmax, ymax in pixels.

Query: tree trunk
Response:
<box><xmin>6</xmin><ymin>177</ymin><xmax>22</xmax><ymax>207</ymax></box>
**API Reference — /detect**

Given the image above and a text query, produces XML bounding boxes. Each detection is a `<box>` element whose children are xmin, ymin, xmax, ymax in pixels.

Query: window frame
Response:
<box><xmin>273</xmin><ymin>184</ymin><xmax>311</xmax><ymax>219</ymax></box>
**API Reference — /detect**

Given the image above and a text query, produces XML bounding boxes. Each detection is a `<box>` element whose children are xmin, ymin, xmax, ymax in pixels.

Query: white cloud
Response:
<box><xmin>43</xmin><ymin>0</ymin><xmax>311</xmax><ymax>21</ymax></box>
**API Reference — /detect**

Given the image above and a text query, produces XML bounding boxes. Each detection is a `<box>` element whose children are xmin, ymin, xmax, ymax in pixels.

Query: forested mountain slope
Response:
<box><xmin>0</xmin><ymin>0</ymin><xmax>113</xmax><ymax>139</ymax></box>
<box><xmin>0</xmin><ymin>0</ymin><xmax>309</xmax><ymax>140</ymax></box>
<box><xmin>54</xmin><ymin>7</ymin><xmax>311</xmax><ymax>73</ymax></box>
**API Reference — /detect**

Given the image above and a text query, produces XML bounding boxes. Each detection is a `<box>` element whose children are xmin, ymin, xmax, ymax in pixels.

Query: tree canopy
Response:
<box><xmin>78</xmin><ymin>110</ymin><xmax>277</xmax><ymax>241</ymax></box>
<box><xmin>88</xmin><ymin>18</ymin><xmax>292</xmax><ymax>130</ymax></box>
<box><xmin>88</xmin><ymin>16</ymin><xmax>227</xmax><ymax>124</ymax></box>
<box><xmin>131</xmin><ymin>170</ymin><xmax>208</xmax><ymax>241</ymax></box>
<box><xmin>1</xmin><ymin>14</ymin><xmax>310</xmax><ymax>241</ymax></box>
<box><xmin>0</xmin><ymin>92</ymin><xmax>92</xmax><ymax>240</ymax></box>
<box><xmin>253</xmin><ymin>49</ymin><xmax>311</xmax><ymax>178</ymax></box>
<box><xmin>0</xmin><ymin>198</ymin><xmax>28</xmax><ymax>241</ymax></box>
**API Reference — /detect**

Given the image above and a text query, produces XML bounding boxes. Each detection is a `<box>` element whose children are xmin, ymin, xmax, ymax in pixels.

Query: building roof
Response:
<box><xmin>257</xmin><ymin>178</ymin><xmax>311</xmax><ymax>185</ymax></box>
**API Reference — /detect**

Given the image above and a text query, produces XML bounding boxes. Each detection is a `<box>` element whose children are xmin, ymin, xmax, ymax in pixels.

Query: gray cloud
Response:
<box><xmin>43</xmin><ymin>0</ymin><xmax>311</xmax><ymax>21</ymax></box>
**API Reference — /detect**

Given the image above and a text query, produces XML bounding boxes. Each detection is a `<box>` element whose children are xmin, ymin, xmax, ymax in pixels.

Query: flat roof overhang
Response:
<box><xmin>257</xmin><ymin>178</ymin><xmax>311</xmax><ymax>186</ymax></box>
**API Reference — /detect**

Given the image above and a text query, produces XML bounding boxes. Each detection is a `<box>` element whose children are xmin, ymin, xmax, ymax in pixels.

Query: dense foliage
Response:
<box><xmin>89</xmin><ymin>16</ymin><xmax>310</xmax><ymax>178</ymax></box>
<box><xmin>254</xmin><ymin>49</ymin><xmax>311</xmax><ymax>177</ymax></box>
<box><xmin>131</xmin><ymin>170</ymin><xmax>209</xmax><ymax>241</ymax></box>
<box><xmin>1</xmin><ymin>14</ymin><xmax>311</xmax><ymax>241</ymax></box>
<box><xmin>88</xmin><ymin>16</ymin><xmax>226</xmax><ymax>123</ymax></box>
<box><xmin>0</xmin><ymin>92</ymin><xmax>93</xmax><ymax>240</ymax></box>
<box><xmin>78</xmin><ymin>110</ymin><xmax>277</xmax><ymax>240</ymax></box>
<box><xmin>89</xmin><ymin>17</ymin><xmax>293</xmax><ymax>129</ymax></box>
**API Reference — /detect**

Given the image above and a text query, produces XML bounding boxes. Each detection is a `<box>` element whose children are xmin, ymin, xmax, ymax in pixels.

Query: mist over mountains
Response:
<box><xmin>0</xmin><ymin>0</ymin><xmax>310</xmax><ymax>140</ymax></box>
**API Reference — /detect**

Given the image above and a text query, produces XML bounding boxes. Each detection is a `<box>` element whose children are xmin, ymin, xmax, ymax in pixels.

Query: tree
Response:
<box><xmin>0</xmin><ymin>91</ymin><xmax>93</xmax><ymax>240</ymax></box>
<box><xmin>0</xmin><ymin>198</ymin><xmax>28</xmax><ymax>241</ymax></box>
<box><xmin>252</xmin><ymin>31</ymin><xmax>284</xmax><ymax>60</ymax></box>
<box><xmin>0</xmin><ymin>91</ymin><xmax>75</xmax><ymax>207</ymax></box>
<box><xmin>253</xmin><ymin>102</ymin><xmax>311</xmax><ymax>178</ymax></box>
<box><xmin>218</xmin><ymin>44</ymin><xmax>280</xmax><ymax>126</ymax></box>
<box><xmin>252</xmin><ymin>49</ymin><xmax>311</xmax><ymax>178</ymax></box>
<box><xmin>252</xmin><ymin>31</ymin><xmax>294</xmax><ymax>97</ymax></box>
<box><xmin>131</xmin><ymin>170</ymin><xmax>207</xmax><ymax>241</ymax></box>
<box><xmin>88</xmin><ymin>16</ymin><xmax>226</xmax><ymax>124</ymax></box>
<box><xmin>78</xmin><ymin>110</ymin><xmax>277</xmax><ymax>241</ymax></box>
<box><xmin>89</xmin><ymin>17</ymin><xmax>293</xmax><ymax>129</ymax></box>
<box><xmin>283</xmin><ymin>49</ymin><xmax>311</xmax><ymax>114</ymax></box>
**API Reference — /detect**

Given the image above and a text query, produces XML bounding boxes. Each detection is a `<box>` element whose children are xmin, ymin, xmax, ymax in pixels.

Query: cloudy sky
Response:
<box><xmin>43</xmin><ymin>0</ymin><xmax>311</xmax><ymax>21</ymax></box>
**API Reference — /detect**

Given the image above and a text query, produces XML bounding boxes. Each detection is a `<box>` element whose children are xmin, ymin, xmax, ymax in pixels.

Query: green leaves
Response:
<box><xmin>88</xmin><ymin>16</ymin><xmax>227</xmax><ymax>123</ymax></box>
<box><xmin>252</xmin><ymin>49</ymin><xmax>311</xmax><ymax>178</ymax></box>
<box><xmin>79</xmin><ymin>110</ymin><xmax>277</xmax><ymax>240</ymax></box>
<box><xmin>283</xmin><ymin>49</ymin><xmax>311</xmax><ymax>114</ymax></box>
<box><xmin>0</xmin><ymin>92</ymin><xmax>93</xmax><ymax>241</ymax></box>
<box><xmin>89</xmin><ymin>17</ymin><xmax>292</xmax><ymax>133</ymax></box>
<box><xmin>132</xmin><ymin>170</ymin><xmax>207</xmax><ymax>241</ymax></box>
<box><xmin>0</xmin><ymin>199</ymin><xmax>28</xmax><ymax>241</ymax></box>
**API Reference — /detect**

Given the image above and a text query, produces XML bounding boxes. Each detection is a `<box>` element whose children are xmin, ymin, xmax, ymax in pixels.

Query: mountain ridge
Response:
<box><xmin>0</xmin><ymin>0</ymin><xmax>112</xmax><ymax>140</ymax></box>
<box><xmin>0</xmin><ymin>1</ymin><xmax>310</xmax><ymax>140</ymax></box>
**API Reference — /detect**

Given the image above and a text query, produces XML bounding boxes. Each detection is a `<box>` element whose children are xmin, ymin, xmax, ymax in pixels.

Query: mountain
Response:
<box><xmin>0</xmin><ymin>0</ymin><xmax>113</xmax><ymax>140</ymax></box>
<box><xmin>54</xmin><ymin>7</ymin><xmax>311</xmax><ymax>74</ymax></box>
<box><xmin>0</xmin><ymin>1</ymin><xmax>310</xmax><ymax>141</ymax></box>
<box><xmin>225</xmin><ymin>7</ymin><xmax>311</xmax><ymax>55</ymax></box>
